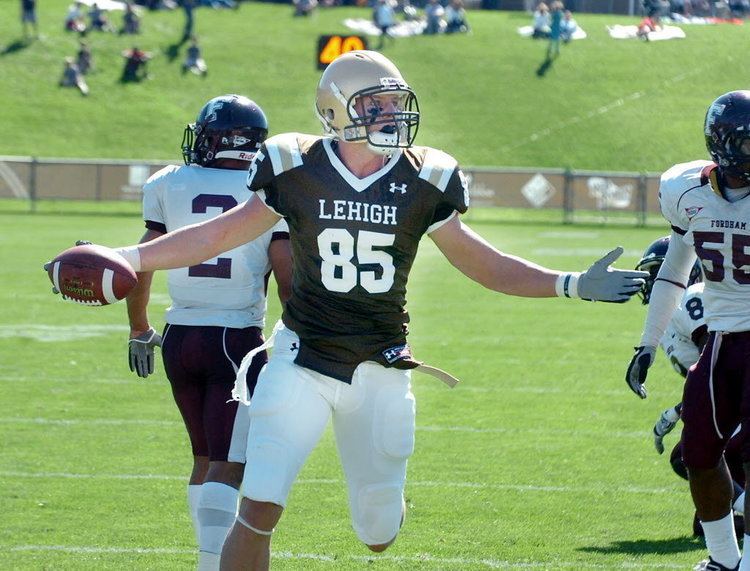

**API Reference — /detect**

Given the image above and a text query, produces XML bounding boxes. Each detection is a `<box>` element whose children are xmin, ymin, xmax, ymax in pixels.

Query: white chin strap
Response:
<box><xmin>366</xmin><ymin>140</ymin><xmax>395</xmax><ymax>156</ymax></box>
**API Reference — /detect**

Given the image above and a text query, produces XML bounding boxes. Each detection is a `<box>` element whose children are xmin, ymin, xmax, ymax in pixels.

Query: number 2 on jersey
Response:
<box><xmin>318</xmin><ymin>229</ymin><xmax>395</xmax><ymax>293</ymax></box>
<box><xmin>188</xmin><ymin>194</ymin><xmax>238</xmax><ymax>279</ymax></box>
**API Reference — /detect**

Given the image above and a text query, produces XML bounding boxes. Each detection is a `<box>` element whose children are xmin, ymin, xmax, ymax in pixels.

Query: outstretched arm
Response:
<box><xmin>429</xmin><ymin>216</ymin><xmax>558</xmax><ymax>296</ymax></box>
<box><xmin>429</xmin><ymin>215</ymin><xmax>647</xmax><ymax>302</ymax></box>
<box><xmin>119</xmin><ymin>194</ymin><xmax>281</xmax><ymax>273</ymax></box>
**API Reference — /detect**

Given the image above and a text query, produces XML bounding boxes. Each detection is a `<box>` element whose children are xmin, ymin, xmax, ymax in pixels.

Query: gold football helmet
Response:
<box><xmin>315</xmin><ymin>50</ymin><xmax>419</xmax><ymax>155</ymax></box>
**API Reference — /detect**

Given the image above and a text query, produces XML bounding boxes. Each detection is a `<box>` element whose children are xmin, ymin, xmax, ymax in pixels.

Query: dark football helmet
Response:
<box><xmin>182</xmin><ymin>94</ymin><xmax>268</xmax><ymax>167</ymax></box>
<box><xmin>704</xmin><ymin>90</ymin><xmax>750</xmax><ymax>183</ymax></box>
<box><xmin>635</xmin><ymin>236</ymin><xmax>702</xmax><ymax>304</ymax></box>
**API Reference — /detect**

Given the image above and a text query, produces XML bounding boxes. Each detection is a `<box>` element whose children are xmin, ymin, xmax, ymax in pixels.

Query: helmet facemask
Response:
<box><xmin>714</xmin><ymin>132</ymin><xmax>750</xmax><ymax>184</ymax></box>
<box><xmin>318</xmin><ymin>80</ymin><xmax>419</xmax><ymax>156</ymax></box>
<box><xmin>347</xmin><ymin>85</ymin><xmax>419</xmax><ymax>155</ymax></box>
<box><xmin>704</xmin><ymin>91</ymin><xmax>750</xmax><ymax>185</ymax></box>
<box><xmin>635</xmin><ymin>257</ymin><xmax>664</xmax><ymax>305</ymax></box>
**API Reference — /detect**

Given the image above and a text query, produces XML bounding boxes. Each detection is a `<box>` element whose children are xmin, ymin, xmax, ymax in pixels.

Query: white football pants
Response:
<box><xmin>241</xmin><ymin>325</ymin><xmax>416</xmax><ymax>545</ymax></box>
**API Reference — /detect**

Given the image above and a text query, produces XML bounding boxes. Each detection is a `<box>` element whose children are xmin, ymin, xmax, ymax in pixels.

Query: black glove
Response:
<box><xmin>625</xmin><ymin>345</ymin><xmax>656</xmax><ymax>399</ymax></box>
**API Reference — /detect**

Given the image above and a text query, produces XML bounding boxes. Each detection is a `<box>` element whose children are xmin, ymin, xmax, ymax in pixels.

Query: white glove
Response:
<box><xmin>625</xmin><ymin>345</ymin><xmax>657</xmax><ymax>399</ymax></box>
<box><xmin>128</xmin><ymin>327</ymin><xmax>162</xmax><ymax>378</ymax></box>
<box><xmin>653</xmin><ymin>404</ymin><xmax>681</xmax><ymax>454</ymax></box>
<box><xmin>578</xmin><ymin>247</ymin><xmax>649</xmax><ymax>303</ymax></box>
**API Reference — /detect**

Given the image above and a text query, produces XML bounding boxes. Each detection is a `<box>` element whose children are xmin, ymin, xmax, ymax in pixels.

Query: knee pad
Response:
<box><xmin>243</xmin><ymin>436</ymin><xmax>295</xmax><ymax>508</ymax></box>
<box><xmin>353</xmin><ymin>484</ymin><xmax>404</xmax><ymax>546</ymax></box>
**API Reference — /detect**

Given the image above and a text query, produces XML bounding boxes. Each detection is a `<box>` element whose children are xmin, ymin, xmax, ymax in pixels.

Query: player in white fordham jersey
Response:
<box><xmin>626</xmin><ymin>91</ymin><xmax>750</xmax><ymax>571</ymax></box>
<box><xmin>125</xmin><ymin>94</ymin><xmax>292</xmax><ymax>571</ymax></box>
<box><xmin>79</xmin><ymin>52</ymin><xmax>647</xmax><ymax>571</ymax></box>
<box><xmin>636</xmin><ymin>237</ymin><xmax>746</xmax><ymax>540</ymax></box>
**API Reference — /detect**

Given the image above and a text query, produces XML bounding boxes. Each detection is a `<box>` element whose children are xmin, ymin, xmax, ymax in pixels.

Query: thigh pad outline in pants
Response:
<box><xmin>335</xmin><ymin>364</ymin><xmax>415</xmax><ymax>545</ymax></box>
<box><xmin>242</xmin><ymin>345</ymin><xmax>332</xmax><ymax>508</ymax></box>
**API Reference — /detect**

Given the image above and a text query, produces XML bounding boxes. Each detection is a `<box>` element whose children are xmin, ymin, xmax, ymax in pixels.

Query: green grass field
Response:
<box><xmin>0</xmin><ymin>0</ymin><xmax>741</xmax><ymax>568</ymax></box>
<box><xmin>1</xmin><ymin>1</ymin><xmax>749</xmax><ymax>171</ymax></box>
<box><xmin>0</xmin><ymin>208</ymin><xmax>708</xmax><ymax>569</ymax></box>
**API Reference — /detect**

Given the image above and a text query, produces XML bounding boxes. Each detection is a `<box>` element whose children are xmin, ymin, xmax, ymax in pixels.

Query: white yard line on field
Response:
<box><xmin>0</xmin><ymin>470</ymin><xmax>680</xmax><ymax>495</ymax></box>
<box><xmin>4</xmin><ymin>544</ymin><xmax>688</xmax><ymax>568</ymax></box>
<box><xmin>0</xmin><ymin>416</ymin><xmax>649</xmax><ymax>438</ymax></box>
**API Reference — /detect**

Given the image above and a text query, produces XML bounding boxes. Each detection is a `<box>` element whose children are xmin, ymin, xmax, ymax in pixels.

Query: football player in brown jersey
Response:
<box><xmin>96</xmin><ymin>51</ymin><xmax>647</xmax><ymax>570</ymax></box>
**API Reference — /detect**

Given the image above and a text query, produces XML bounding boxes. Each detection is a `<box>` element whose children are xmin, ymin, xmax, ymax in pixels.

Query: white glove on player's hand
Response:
<box><xmin>653</xmin><ymin>404</ymin><xmax>681</xmax><ymax>454</ymax></box>
<box><xmin>578</xmin><ymin>247</ymin><xmax>649</xmax><ymax>303</ymax></box>
<box><xmin>128</xmin><ymin>327</ymin><xmax>162</xmax><ymax>379</ymax></box>
<box><xmin>625</xmin><ymin>345</ymin><xmax>657</xmax><ymax>399</ymax></box>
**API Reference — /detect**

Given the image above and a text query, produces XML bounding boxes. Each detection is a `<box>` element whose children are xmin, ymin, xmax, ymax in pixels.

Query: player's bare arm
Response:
<box><xmin>126</xmin><ymin>228</ymin><xmax>164</xmax><ymax>337</ymax></box>
<box><xmin>131</xmin><ymin>194</ymin><xmax>281</xmax><ymax>272</ymax></box>
<box><xmin>268</xmin><ymin>237</ymin><xmax>293</xmax><ymax>305</ymax></box>
<box><xmin>430</xmin><ymin>215</ymin><xmax>648</xmax><ymax>302</ymax></box>
<box><xmin>429</xmin><ymin>215</ymin><xmax>559</xmax><ymax>296</ymax></box>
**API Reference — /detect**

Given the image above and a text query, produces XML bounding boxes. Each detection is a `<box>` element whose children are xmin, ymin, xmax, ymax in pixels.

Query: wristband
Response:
<box><xmin>554</xmin><ymin>273</ymin><xmax>580</xmax><ymax>299</ymax></box>
<box><xmin>114</xmin><ymin>246</ymin><xmax>142</xmax><ymax>272</ymax></box>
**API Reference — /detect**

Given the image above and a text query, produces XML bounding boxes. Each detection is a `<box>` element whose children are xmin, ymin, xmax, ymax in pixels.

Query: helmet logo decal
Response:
<box><xmin>379</xmin><ymin>77</ymin><xmax>408</xmax><ymax>89</ymax></box>
<box><xmin>204</xmin><ymin>100</ymin><xmax>225</xmax><ymax>124</ymax></box>
<box><xmin>221</xmin><ymin>135</ymin><xmax>252</xmax><ymax>147</ymax></box>
<box><xmin>685</xmin><ymin>206</ymin><xmax>703</xmax><ymax>220</ymax></box>
<box><xmin>705</xmin><ymin>102</ymin><xmax>725</xmax><ymax>136</ymax></box>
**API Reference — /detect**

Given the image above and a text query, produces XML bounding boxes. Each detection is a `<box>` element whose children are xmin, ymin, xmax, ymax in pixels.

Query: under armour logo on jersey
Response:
<box><xmin>290</xmin><ymin>342</ymin><xmax>298</xmax><ymax>352</ymax></box>
<box><xmin>382</xmin><ymin>344</ymin><xmax>412</xmax><ymax>364</ymax></box>
<box><xmin>389</xmin><ymin>183</ymin><xmax>407</xmax><ymax>194</ymax></box>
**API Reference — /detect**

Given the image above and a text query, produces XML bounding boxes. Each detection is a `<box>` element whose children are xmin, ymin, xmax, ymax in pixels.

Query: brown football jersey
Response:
<box><xmin>247</xmin><ymin>133</ymin><xmax>469</xmax><ymax>382</ymax></box>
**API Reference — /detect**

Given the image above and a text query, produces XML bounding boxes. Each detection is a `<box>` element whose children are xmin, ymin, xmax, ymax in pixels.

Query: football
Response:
<box><xmin>46</xmin><ymin>244</ymin><xmax>138</xmax><ymax>306</ymax></box>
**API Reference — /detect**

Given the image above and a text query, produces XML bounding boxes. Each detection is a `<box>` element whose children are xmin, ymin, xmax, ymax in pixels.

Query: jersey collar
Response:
<box><xmin>701</xmin><ymin>162</ymin><xmax>728</xmax><ymax>200</ymax></box>
<box><xmin>322</xmin><ymin>138</ymin><xmax>403</xmax><ymax>193</ymax></box>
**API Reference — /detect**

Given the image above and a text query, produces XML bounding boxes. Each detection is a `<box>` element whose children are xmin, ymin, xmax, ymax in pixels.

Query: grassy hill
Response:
<box><xmin>1</xmin><ymin>1</ymin><xmax>749</xmax><ymax>171</ymax></box>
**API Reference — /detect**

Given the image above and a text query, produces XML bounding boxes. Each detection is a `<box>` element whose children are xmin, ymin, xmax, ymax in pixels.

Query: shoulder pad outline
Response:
<box><xmin>418</xmin><ymin>148</ymin><xmax>458</xmax><ymax>193</ymax></box>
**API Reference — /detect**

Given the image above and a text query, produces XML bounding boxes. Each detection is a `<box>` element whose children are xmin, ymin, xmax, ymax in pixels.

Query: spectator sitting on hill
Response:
<box><xmin>76</xmin><ymin>40</ymin><xmax>92</xmax><ymax>74</ymax></box>
<box><xmin>121</xmin><ymin>46</ymin><xmax>152</xmax><ymax>82</ymax></box>
<box><xmin>65</xmin><ymin>1</ymin><xmax>87</xmax><ymax>34</ymax></box>
<box><xmin>121</xmin><ymin>2</ymin><xmax>141</xmax><ymax>34</ymax></box>
<box><xmin>182</xmin><ymin>36</ymin><xmax>207</xmax><ymax>75</ymax></box>
<box><xmin>89</xmin><ymin>3</ymin><xmax>114</xmax><ymax>31</ymax></box>
<box><xmin>636</xmin><ymin>14</ymin><xmax>662</xmax><ymax>38</ymax></box>
<box><xmin>59</xmin><ymin>56</ymin><xmax>89</xmax><ymax>95</ymax></box>
<box><xmin>532</xmin><ymin>2</ymin><xmax>551</xmax><ymax>37</ymax></box>
<box><xmin>424</xmin><ymin>0</ymin><xmax>445</xmax><ymax>34</ymax></box>
<box><xmin>445</xmin><ymin>0</ymin><xmax>469</xmax><ymax>33</ymax></box>
<box><xmin>559</xmin><ymin>9</ymin><xmax>577</xmax><ymax>42</ymax></box>
<box><xmin>293</xmin><ymin>0</ymin><xmax>317</xmax><ymax>16</ymax></box>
